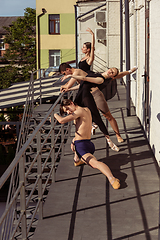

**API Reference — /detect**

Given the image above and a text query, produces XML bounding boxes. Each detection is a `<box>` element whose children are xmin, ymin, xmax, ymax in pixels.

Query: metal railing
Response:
<box><xmin>0</xmin><ymin>69</ymin><xmax>76</xmax><ymax>239</ymax></box>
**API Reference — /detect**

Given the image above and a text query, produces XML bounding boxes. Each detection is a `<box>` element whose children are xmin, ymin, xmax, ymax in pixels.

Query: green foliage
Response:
<box><xmin>5</xmin><ymin>145</ymin><xmax>16</xmax><ymax>164</ymax></box>
<box><xmin>0</xmin><ymin>144</ymin><xmax>16</xmax><ymax>165</ymax></box>
<box><xmin>0</xmin><ymin>113</ymin><xmax>5</xmax><ymax>121</ymax></box>
<box><xmin>0</xmin><ymin>8</ymin><xmax>36</xmax><ymax>89</ymax></box>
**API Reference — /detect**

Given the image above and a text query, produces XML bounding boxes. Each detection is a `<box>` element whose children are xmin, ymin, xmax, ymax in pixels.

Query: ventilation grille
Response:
<box><xmin>95</xmin><ymin>11</ymin><xmax>106</xmax><ymax>23</ymax></box>
<box><xmin>96</xmin><ymin>29</ymin><xmax>106</xmax><ymax>40</ymax></box>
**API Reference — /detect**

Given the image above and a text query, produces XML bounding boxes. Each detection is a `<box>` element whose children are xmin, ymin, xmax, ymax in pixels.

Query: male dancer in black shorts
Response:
<box><xmin>54</xmin><ymin>98</ymin><xmax>120</xmax><ymax>189</ymax></box>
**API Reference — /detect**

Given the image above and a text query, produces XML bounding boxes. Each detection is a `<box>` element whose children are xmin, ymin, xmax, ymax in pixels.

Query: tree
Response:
<box><xmin>0</xmin><ymin>8</ymin><xmax>36</xmax><ymax>88</ymax></box>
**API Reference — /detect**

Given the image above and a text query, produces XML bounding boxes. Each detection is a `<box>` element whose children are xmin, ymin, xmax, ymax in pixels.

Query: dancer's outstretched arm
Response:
<box><xmin>86</xmin><ymin>28</ymin><xmax>95</xmax><ymax>65</ymax></box>
<box><xmin>60</xmin><ymin>76</ymin><xmax>77</xmax><ymax>92</ymax></box>
<box><xmin>64</xmin><ymin>74</ymin><xmax>104</xmax><ymax>85</ymax></box>
<box><xmin>114</xmin><ymin>66</ymin><xmax>138</xmax><ymax>79</ymax></box>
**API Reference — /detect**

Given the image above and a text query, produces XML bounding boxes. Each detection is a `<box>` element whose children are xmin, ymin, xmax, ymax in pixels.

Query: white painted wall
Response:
<box><xmin>123</xmin><ymin>0</ymin><xmax>160</xmax><ymax>164</ymax></box>
<box><xmin>149</xmin><ymin>0</ymin><xmax>160</xmax><ymax>164</ymax></box>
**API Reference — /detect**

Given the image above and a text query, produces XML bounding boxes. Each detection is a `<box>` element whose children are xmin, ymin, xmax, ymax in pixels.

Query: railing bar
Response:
<box><xmin>6</xmin><ymin>167</ymin><xmax>17</xmax><ymax>207</ymax></box>
<box><xmin>0</xmin><ymin>182</ymin><xmax>23</xmax><ymax>225</ymax></box>
<box><xmin>42</xmin><ymin>164</ymin><xmax>55</xmax><ymax>193</ymax></box>
<box><xmin>26</xmin><ymin>177</ymin><xmax>40</xmax><ymax>207</ymax></box>
<box><xmin>27</xmin><ymin>198</ymin><xmax>41</xmax><ymax>235</ymax></box>
<box><xmin>1</xmin><ymin>91</ymin><xmax>65</xmax><ymax>187</ymax></box>
<box><xmin>1</xmin><ymin>79</ymin><xmax>74</xmax><ymax>238</ymax></box>
<box><xmin>10</xmin><ymin>209</ymin><xmax>25</xmax><ymax>240</ymax></box>
<box><xmin>2</xmin><ymin>205</ymin><xmax>13</xmax><ymax>240</ymax></box>
<box><xmin>25</xmin><ymin>151</ymin><xmax>40</xmax><ymax>179</ymax></box>
<box><xmin>42</xmin><ymin>147</ymin><xmax>54</xmax><ymax>172</ymax></box>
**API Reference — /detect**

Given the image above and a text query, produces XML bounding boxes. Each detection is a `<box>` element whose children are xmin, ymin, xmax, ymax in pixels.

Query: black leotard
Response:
<box><xmin>86</xmin><ymin>71</ymin><xmax>117</xmax><ymax>101</ymax></box>
<box><xmin>78</xmin><ymin>59</ymin><xmax>91</xmax><ymax>72</ymax></box>
<box><xmin>75</xmin><ymin>62</ymin><xmax>109</xmax><ymax>136</ymax></box>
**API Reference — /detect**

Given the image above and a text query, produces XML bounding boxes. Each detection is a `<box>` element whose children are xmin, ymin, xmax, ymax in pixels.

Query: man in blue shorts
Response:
<box><xmin>54</xmin><ymin>99</ymin><xmax>120</xmax><ymax>190</ymax></box>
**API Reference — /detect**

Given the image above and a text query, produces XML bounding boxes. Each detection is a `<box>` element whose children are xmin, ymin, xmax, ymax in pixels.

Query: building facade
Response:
<box><xmin>0</xmin><ymin>17</ymin><xmax>19</xmax><ymax>60</ymax></box>
<box><xmin>122</xmin><ymin>0</ymin><xmax>160</xmax><ymax>165</ymax></box>
<box><xmin>36</xmin><ymin>0</ymin><xmax>76</xmax><ymax>70</ymax></box>
<box><xmin>76</xmin><ymin>0</ymin><xmax>120</xmax><ymax>72</ymax></box>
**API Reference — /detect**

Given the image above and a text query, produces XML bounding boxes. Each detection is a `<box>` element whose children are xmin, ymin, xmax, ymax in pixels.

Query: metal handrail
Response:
<box><xmin>0</xmin><ymin>69</ymin><xmax>76</xmax><ymax>240</ymax></box>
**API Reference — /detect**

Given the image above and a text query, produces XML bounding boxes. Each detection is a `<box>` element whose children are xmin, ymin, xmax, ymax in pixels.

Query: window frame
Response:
<box><xmin>0</xmin><ymin>38</ymin><xmax>5</xmax><ymax>50</ymax></box>
<box><xmin>49</xmin><ymin>50</ymin><xmax>61</xmax><ymax>67</ymax></box>
<box><xmin>49</xmin><ymin>14</ymin><xmax>60</xmax><ymax>35</ymax></box>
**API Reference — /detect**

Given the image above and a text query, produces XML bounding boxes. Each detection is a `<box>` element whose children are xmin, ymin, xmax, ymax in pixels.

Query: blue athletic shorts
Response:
<box><xmin>74</xmin><ymin>139</ymin><xmax>95</xmax><ymax>158</ymax></box>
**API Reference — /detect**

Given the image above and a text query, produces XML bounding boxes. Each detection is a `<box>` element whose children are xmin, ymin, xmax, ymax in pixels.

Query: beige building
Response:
<box><xmin>36</xmin><ymin>0</ymin><xmax>121</xmax><ymax>72</ymax></box>
<box><xmin>36</xmin><ymin>0</ymin><xmax>76</xmax><ymax>70</ymax></box>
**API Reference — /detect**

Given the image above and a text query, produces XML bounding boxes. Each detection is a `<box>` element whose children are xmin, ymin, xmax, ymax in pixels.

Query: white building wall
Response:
<box><xmin>123</xmin><ymin>0</ymin><xmax>160</xmax><ymax>164</ymax></box>
<box><xmin>77</xmin><ymin>2</ymin><xmax>107</xmax><ymax>72</ymax></box>
<box><xmin>106</xmin><ymin>0</ymin><xmax>120</xmax><ymax>68</ymax></box>
<box><xmin>136</xmin><ymin>3</ymin><xmax>145</xmax><ymax>125</ymax></box>
<box><xmin>149</xmin><ymin>0</ymin><xmax>160</xmax><ymax>164</ymax></box>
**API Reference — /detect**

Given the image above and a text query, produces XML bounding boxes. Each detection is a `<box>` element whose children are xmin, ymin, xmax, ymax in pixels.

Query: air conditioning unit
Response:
<box><xmin>95</xmin><ymin>11</ymin><xmax>106</xmax><ymax>23</ymax></box>
<box><xmin>96</xmin><ymin>29</ymin><xmax>106</xmax><ymax>40</ymax></box>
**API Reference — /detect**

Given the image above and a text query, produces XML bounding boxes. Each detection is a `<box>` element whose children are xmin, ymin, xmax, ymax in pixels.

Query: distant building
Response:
<box><xmin>36</xmin><ymin>0</ymin><xmax>77</xmax><ymax>70</ymax></box>
<box><xmin>0</xmin><ymin>17</ymin><xmax>21</xmax><ymax>60</ymax></box>
<box><xmin>36</xmin><ymin>0</ymin><xmax>120</xmax><ymax>72</ymax></box>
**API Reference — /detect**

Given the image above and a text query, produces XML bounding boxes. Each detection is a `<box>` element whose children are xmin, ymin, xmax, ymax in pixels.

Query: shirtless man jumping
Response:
<box><xmin>54</xmin><ymin>99</ymin><xmax>120</xmax><ymax>190</ymax></box>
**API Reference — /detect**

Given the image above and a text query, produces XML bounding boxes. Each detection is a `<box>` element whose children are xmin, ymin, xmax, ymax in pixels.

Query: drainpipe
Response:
<box><xmin>74</xmin><ymin>5</ymin><xmax>78</xmax><ymax>68</ymax></box>
<box><xmin>125</xmin><ymin>0</ymin><xmax>131</xmax><ymax>116</ymax></box>
<box><xmin>120</xmin><ymin>0</ymin><xmax>123</xmax><ymax>84</ymax></box>
<box><xmin>37</xmin><ymin>8</ymin><xmax>47</xmax><ymax>70</ymax></box>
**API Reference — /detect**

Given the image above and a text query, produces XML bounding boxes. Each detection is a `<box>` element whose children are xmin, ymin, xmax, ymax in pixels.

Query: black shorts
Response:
<box><xmin>74</xmin><ymin>139</ymin><xmax>95</xmax><ymax>158</ymax></box>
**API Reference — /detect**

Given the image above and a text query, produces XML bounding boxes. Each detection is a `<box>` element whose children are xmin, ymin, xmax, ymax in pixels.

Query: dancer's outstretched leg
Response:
<box><xmin>81</xmin><ymin>153</ymin><xmax>120</xmax><ymax>189</ymax></box>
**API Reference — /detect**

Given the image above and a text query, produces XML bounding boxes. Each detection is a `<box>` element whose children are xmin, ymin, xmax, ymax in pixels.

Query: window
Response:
<box><xmin>0</xmin><ymin>38</ymin><xmax>5</xmax><ymax>50</ymax></box>
<box><xmin>49</xmin><ymin>50</ymin><xmax>60</xmax><ymax>67</ymax></box>
<box><xmin>49</xmin><ymin>14</ymin><xmax>60</xmax><ymax>34</ymax></box>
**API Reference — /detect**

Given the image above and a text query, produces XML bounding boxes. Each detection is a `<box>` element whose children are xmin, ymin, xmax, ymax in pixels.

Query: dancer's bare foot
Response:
<box><xmin>109</xmin><ymin>177</ymin><xmax>120</xmax><ymax>189</ymax></box>
<box><xmin>74</xmin><ymin>152</ymin><xmax>85</xmax><ymax>166</ymax></box>
<box><xmin>117</xmin><ymin>136</ymin><xmax>124</xmax><ymax>143</ymax></box>
<box><xmin>74</xmin><ymin>160</ymin><xmax>85</xmax><ymax>167</ymax></box>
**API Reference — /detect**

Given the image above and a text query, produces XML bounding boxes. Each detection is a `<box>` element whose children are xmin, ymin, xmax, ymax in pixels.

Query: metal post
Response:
<box><xmin>61</xmin><ymin>124</ymin><xmax>64</xmax><ymax>157</ymax></box>
<box><xmin>31</xmin><ymin>73</ymin><xmax>34</xmax><ymax>113</ymax></box>
<box><xmin>51</xmin><ymin>111</ymin><xmax>55</xmax><ymax>182</ymax></box>
<box><xmin>39</xmin><ymin>76</ymin><xmax>42</xmax><ymax>105</ymax></box>
<box><xmin>120</xmin><ymin>0</ymin><xmax>123</xmax><ymax>84</ymax></box>
<box><xmin>37</xmin><ymin>9</ymin><xmax>47</xmax><ymax>70</ymax></box>
<box><xmin>37</xmin><ymin>130</ymin><xmax>43</xmax><ymax>220</ymax></box>
<box><xmin>19</xmin><ymin>155</ymin><xmax>27</xmax><ymax>239</ymax></box>
<box><xmin>74</xmin><ymin>5</ymin><xmax>78</xmax><ymax>68</ymax></box>
<box><xmin>125</xmin><ymin>0</ymin><xmax>131</xmax><ymax>116</ymax></box>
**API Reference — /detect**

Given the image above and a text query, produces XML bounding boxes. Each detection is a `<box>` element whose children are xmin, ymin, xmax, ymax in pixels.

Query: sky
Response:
<box><xmin>0</xmin><ymin>0</ymin><xmax>36</xmax><ymax>16</ymax></box>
